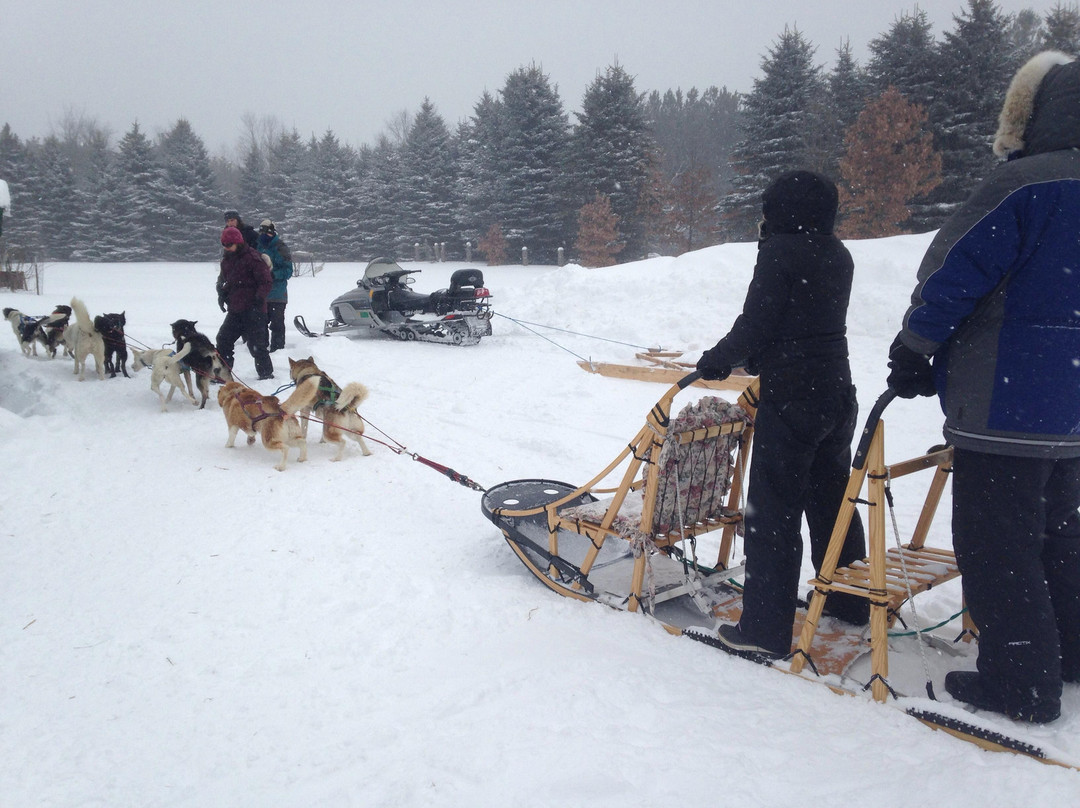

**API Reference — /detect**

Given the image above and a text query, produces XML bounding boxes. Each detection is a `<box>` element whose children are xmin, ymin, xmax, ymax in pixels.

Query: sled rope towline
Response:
<box><xmin>362</xmin><ymin>415</ymin><xmax>486</xmax><ymax>491</ymax></box>
<box><xmin>494</xmin><ymin>312</ymin><xmax>663</xmax><ymax>366</ymax></box>
<box><xmin>296</xmin><ymin>410</ymin><xmax>486</xmax><ymax>492</ymax></box>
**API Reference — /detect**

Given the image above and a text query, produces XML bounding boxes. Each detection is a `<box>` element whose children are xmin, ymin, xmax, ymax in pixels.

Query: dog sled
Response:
<box><xmin>578</xmin><ymin>348</ymin><xmax>754</xmax><ymax>392</ymax></box>
<box><xmin>481</xmin><ymin>373</ymin><xmax>1079</xmax><ymax>767</ymax></box>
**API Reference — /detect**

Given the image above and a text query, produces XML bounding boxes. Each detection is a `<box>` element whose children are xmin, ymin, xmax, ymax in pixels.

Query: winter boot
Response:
<box><xmin>944</xmin><ymin>670</ymin><xmax>1061</xmax><ymax>723</ymax></box>
<box><xmin>715</xmin><ymin>623</ymin><xmax>787</xmax><ymax>660</ymax></box>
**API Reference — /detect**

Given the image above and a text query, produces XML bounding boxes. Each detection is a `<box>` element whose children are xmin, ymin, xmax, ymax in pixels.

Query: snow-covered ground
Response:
<box><xmin>2</xmin><ymin>237</ymin><xmax>1078</xmax><ymax>806</ymax></box>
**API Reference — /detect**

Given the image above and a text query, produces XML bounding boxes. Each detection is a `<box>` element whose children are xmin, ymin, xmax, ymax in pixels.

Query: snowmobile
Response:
<box><xmin>480</xmin><ymin>374</ymin><xmax>1073</xmax><ymax>765</ymax></box>
<box><xmin>296</xmin><ymin>257</ymin><xmax>493</xmax><ymax>345</ymax></box>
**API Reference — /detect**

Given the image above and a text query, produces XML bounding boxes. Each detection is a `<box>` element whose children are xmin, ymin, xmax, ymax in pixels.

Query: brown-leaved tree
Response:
<box><xmin>574</xmin><ymin>193</ymin><xmax>624</xmax><ymax>267</ymax></box>
<box><xmin>838</xmin><ymin>86</ymin><xmax>942</xmax><ymax>238</ymax></box>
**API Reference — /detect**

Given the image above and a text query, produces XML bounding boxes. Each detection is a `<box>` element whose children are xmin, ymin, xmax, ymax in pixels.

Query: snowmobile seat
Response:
<box><xmin>449</xmin><ymin>268</ymin><xmax>485</xmax><ymax>294</ymax></box>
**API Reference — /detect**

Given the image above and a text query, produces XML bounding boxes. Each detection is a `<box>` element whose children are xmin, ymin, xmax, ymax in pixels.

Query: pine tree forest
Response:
<box><xmin>2</xmin><ymin>1</ymin><xmax>1078</xmax><ymax>265</ymax></box>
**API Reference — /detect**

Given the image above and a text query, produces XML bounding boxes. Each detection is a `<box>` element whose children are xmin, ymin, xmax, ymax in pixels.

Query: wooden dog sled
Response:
<box><xmin>578</xmin><ymin>349</ymin><xmax>754</xmax><ymax>392</ymax></box>
<box><xmin>482</xmin><ymin>373</ymin><xmax>1079</xmax><ymax>767</ymax></box>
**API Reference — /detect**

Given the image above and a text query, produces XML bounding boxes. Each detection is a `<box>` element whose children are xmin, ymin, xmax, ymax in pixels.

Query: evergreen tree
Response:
<box><xmin>290</xmin><ymin>130</ymin><xmax>360</xmax><ymax>261</ymax></box>
<box><xmin>571</xmin><ymin>63</ymin><xmax>655</xmax><ymax>260</ymax></box>
<box><xmin>838</xmin><ymin>87</ymin><xmax>942</xmax><ymax>238</ymax></box>
<box><xmin>866</xmin><ymin>9</ymin><xmax>940</xmax><ymax>109</ymax></box>
<box><xmin>1044</xmin><ymin>2</ymin><xmax>1080</xmax><ymax>55</ymax></box>
<box><xmin>398</xmin><ymin>99</ymin><xmax>457</xmax><ymax>258</ymax></box>
<box><xmin>493</xmin><ymin>64</ymin><xmax>573</xmax><ymax>263</ymax></box>
<box><xmin>357</xmin><ymin>135</ymin><xmax>403</xmax><ymax>259</ymax></box>
<box><xmin>263</xmin><ymin>129</ymin><xmax>307</xmax><ymax>227</ymax></box>
<box><xmin>725</xmin><ymin>27</ymin><xmax>826</xmax><ymax>240</ymax></box>
<box><xmin>810</xmin><ymin>41</ymin><xmax>871</xmax><ymax>180</ymax></box>
<box><xmin>237</xmin><ymin>140</ymin><xmax>266</xmax><ymax>221</ymax></box>
<box><xmin>1005</xmin><ymin>8</ymin><xmax>1047</xmax><ymax>64</ymax></box>
<box><xmin>114</xmin><ymin>122</ymin><xmax>170</xmax><ymax>260</ymax></box>
<box><xmin>867</xmin><ymin>9</ymin><xmax>946</xmax><ymax>230</ymax></box>
<box><xmin>70</xmin><ymin>131</ymin><xmax>131</xmax><ymax>261</ymax></box>
<box><xmin>157</xmin><ymin>119</ymin><xmax>221</xmax><ymax>260</ymax></box>
<box><xmin>574</xmin><ymin>192</ymin><xmax>623</xmax><ymax>267</ymax></box>
<box><xmin>933</xmin><ymin>1</ymin><xmax>1012</xmax><ymax>222</ymax></box>
<box><xmin>34</xmin><ymin>136</ymin><xmax>81</xmax><ymax>259</ymax></box>
<box><xmin>455</xmin><ymin>91</ymin><xmax>506</xmax><ymax>252</ymax></box>
<box><xmin>0</xmin><ymin>124</ymin><xmax>36</xmax><ymax>250</ymax></box>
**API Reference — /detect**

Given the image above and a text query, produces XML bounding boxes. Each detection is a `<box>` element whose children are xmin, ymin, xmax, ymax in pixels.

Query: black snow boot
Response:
<box><xmin>944</xmin><ymin>671</ymin><xmax>1061</xmax><ymax>723</ymax></box>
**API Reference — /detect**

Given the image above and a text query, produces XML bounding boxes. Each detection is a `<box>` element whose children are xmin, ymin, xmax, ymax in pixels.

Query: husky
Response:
<box><xmin>170</xmin><ymin>319</ymin><xmax>232</xmax><ymax>409</ymax></box>
<box><xmin>217</xmin><ymin>380</ymin><xmax>307</xmax><ymax>471</ymax></box>
<box><xmin>65</xmin><ymin>298</ymin><xmax>106</xmax><ymax>381</ymax></box>
<box><xmin>94</xmin><ymin>311</ymin><xmax>128</xmax><ymax>378</ymax></box>
<box><xmin>36</xmin><ymin>305</ymin><xmax>72</xmax><ymax>358</ymax></box>
<box><xmin>287</xmin><ymin>356</ymin><xmax>373</xmax><ymax>461</ymax></box>
<box><xmin>131</xmin><ymin>343</ymin><xmax>198</xmax><ymax>411</ymax></box>
<box><xmin>4</xmin><ymin>307</ymin><xmax>44</xmax><ymax>356</ymax></box>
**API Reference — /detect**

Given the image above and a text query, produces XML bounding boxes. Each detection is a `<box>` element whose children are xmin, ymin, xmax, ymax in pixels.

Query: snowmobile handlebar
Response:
<box><xmin>852</xmin><ymin>388</ymin><xmax>898</xmax><ymax>470</ymax></box>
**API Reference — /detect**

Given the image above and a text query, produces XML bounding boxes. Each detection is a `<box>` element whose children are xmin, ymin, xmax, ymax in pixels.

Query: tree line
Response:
<box><xmin>1</xmin><ymin>1</ymin><xmax>1078</xmax><ymax>266</ymax></box>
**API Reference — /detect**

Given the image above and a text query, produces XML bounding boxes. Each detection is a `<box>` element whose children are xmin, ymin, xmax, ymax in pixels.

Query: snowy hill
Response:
<box><xmin>2</xmin><ymin>237</ymin><xmax>1078</xmax><ymax>806</ymax></box>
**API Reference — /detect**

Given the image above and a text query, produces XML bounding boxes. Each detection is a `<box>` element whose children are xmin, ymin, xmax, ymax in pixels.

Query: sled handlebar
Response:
<box><xmin>678</xmin><ymin>370</ymin><xmax>703</xmax><ymax>389</ymax></box>
<box><xmin>853</xmin><ymin>388</ymin><xmax>898</xmax><ymax>470</ymax></box>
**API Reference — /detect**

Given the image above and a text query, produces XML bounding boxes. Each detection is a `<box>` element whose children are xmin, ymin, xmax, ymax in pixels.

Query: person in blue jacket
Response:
<box><xmin>257</xmin><ymin>219</ymin><xmax>294</xmax><ymax>353</ymax></box>
<box><xmin>888</xmin><ymin>51</ymin><xmax>1080</xmax><ymax>723</ymax></box>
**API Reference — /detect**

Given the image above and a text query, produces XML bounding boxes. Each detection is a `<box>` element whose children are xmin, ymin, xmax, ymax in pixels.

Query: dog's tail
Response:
<box><xmin>335</xmin><ymin>382</ymin><xmax>370</xmax><ymax>411</ymax></box>
<box><xmin>70</xmin><ymin>297</ymin><xmax>94</xmax><ymax>333</ymax></box>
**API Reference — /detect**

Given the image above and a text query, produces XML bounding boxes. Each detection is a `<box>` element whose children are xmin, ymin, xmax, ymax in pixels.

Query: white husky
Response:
<box><xmin>64</xmin><ymin>298</ymin><xmax>106</xmax><ymax>381</ymax></box>
<box><xmin>130</xmin><ymin>343</ymin><xmax>198</xmax><ymax>411</ymax></box>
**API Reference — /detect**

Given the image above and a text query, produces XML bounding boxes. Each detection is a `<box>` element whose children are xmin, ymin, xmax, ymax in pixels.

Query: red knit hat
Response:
<box><xmin>221</xmin><ymin>226</ymin><xmax>244</xmax><ymax>246</ymax></box>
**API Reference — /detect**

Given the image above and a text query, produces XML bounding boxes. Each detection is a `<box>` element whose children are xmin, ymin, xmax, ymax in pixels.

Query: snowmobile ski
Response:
<box><xmin>293</xmin><ymin>314</ymin><xmax>321</xmax><ymax>338</ymax></box>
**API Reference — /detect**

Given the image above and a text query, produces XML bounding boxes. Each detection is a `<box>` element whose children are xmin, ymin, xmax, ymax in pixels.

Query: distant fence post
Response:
<box><xmin>557</xmin><ymin>246</ymin><xmax>565</xmax><ymax>267</ymax></box>
<box><xmin>521</xmin><ymin>246</ymin><xmax>529</xmax><ymax>266</ymax></box>
<box><xmin>465</xmin><ymin>241</ymin><xmax>472</xmax><ymax>262</ymax></box>
<box><xmin>439</xmin><ymin>242</ymin><xmax>446</xmax><ymax>262</ymax></box>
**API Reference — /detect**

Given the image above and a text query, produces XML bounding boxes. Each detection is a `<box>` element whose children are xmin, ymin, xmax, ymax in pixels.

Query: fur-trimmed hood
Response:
<box><xmin>994</xmin><ymin>50</ymin><xmax>1080</xmax><ymax>158</ymax></box>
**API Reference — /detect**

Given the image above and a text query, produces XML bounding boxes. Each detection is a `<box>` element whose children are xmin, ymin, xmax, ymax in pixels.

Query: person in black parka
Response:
<box><xmin>697</xmin><ymin>170</ymin><xmax>867</xmax><ymax>658</ymax></box>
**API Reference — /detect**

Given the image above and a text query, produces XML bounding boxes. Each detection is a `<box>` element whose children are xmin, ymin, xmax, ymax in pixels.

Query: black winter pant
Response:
<box><xmin>738</xmin><ymin>388</ymin><xmax>867</xmax><ymax>655</ymax></box>
<box><xmin>267</xmin><ymin>301</ymin><xmax>287</xmax><ymax>351</ymax></box>
<box><xmin>216</xmin><ymin>308</ymin><xmax>273</xmax><ymax>378</ymax></box>
<box><xmin>952</xmin><ymin>448</ymin><xmax>1080</xmax><ymax>693</ymax></box>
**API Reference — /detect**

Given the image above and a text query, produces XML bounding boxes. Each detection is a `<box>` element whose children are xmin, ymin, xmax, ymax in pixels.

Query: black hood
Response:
<box><xmin>1024</xmin><ymin>60</ymin><xmax>1080</xmax><ymax>156</ymax></box>
<box><xmin>761</xmin><ymin>170</ymin><xmax>838</xmax><ymax>236</ymax></box>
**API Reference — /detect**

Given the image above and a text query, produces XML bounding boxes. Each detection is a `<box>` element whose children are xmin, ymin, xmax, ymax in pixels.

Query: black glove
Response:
<box><xmin>696</xmin><ymin>347</ymin><xmax>732</xmax><ymax>382</ymax></box>
<box><xmin>218</xmin><ymin>297</ymin><xmax>227</xmax><ymax>313</ymax></box>
<box><xmin>887</xmin><ymin>336</ymin><xmax>935</xmax><ymax>398</ymax></box>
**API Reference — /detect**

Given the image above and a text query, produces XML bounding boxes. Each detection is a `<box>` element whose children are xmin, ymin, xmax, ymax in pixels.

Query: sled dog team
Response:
<box><xmin>5</xmin><ymin>298</ymin><xmax>371</xmax><ymax>472</ymax></box>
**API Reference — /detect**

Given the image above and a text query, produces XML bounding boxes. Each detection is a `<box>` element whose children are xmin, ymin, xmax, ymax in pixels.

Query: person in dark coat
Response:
<box><xmin>216</xmin><ymin>226</ymin><xmax>274</xmax><ymax>380</ymax></box>
<box><xmin>888</xmin><ymin>51</ymin><xmax>1080</xmax><ymax>723</ymax></box>
<box><xmin>224</xmin><ymin>210</ymin><xmax>259</xmax><ymax>248</ymax></box>
<box><xmin>257</xmin><ymin>219</ymin><xmax>293</xmax><ymax>352</ymax></box>
<box><xmin>697</xmin><ymin>170</ymin><xmax>867</xmax><ymax>659</ymax></box>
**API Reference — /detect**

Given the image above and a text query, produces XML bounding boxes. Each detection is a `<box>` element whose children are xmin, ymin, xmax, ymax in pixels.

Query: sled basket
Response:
<box><xmin>482</xmin><ymin>372</ymin><xmax>759</xmax><ymax>617</ymax></box>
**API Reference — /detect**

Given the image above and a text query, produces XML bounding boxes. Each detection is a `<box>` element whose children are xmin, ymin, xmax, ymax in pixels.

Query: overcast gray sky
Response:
<box><xmin>0</xmin><ymin>0</ymin><xmax>1057</xmax><ymax>157</ymax></box>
